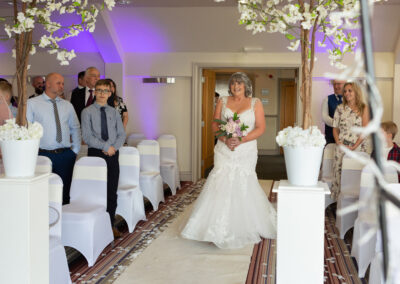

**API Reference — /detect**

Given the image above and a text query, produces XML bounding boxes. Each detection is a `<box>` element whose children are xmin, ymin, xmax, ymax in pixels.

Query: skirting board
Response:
<box><xmin>179</xmin><ymin>171</ymin><xmax>192</xmax><ymax>182</ymax></box>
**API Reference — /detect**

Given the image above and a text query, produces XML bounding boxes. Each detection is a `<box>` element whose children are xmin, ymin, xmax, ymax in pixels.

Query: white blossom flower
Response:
<box><xmin>287</xmin><ymin>40</ymin><xmax>300</xmax><ymax>51</ymax></box>
<box><xmin>0</xmin><ymin>119</ymin><xmax>43</xmax><ymax>141</ymax></box>
<box><xmin>276</xmin><ymin>126</ymin><xmax>326</xmax><ymax>147</ymax></box>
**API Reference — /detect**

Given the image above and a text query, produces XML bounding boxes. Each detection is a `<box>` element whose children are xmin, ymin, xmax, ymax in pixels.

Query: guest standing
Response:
<box><xmin>322</xmin><ymin>80</ymin><xmax>346</xmax><ymax>144</ymax></box>
<box><xmin>0</xmin><ymin>81</ymin><xmax>17</xmax><ymax>118</ymax></box>
<box><xmin>81</xmin><ymin>79</ymin><xmax>126</xmax><ymax>238</ymax></box>
<box><xmin>331</xmin><ymin>82</ymin><xmax>369</xmax><ymax>200</ymax></box>
<box><xmin>29</xmin><ymin>75</ymin><xmax>45</xmax><ymax>99</ymax></box>
<box><xmin>70</xmin><ymin>70</ymin><xmax>86</xmax><ymax>101</ymax></box>
<box><xmin>106</xmin><ymin>78</ymin><xmax>128</xmax><ymax>130</ymax></box>
<box><xmin>70</xmin><ymin>67</ymin><xmax>100</xmax><ymax>123</ymax></box>
<box><xmin>0</xmin><ymin>81</ymin><xmax>15</xmax><ymax>125</ymax></box>
<box><xmin>27</xmin><ymin>73</ymin><xmax>81</xmax><ymax>204</ymax></box>
<box><xmin>381</xmin><ymin>121</ymin><xmax>400</xmax><ymax>182</ymax></box>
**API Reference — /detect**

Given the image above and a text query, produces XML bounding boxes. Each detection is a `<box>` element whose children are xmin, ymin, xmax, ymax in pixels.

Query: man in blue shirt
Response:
<box><xmin>81</xmin><ymin>79</ymin><xmax>126</xmax><ymax>238</ymax></box>
<box><xmin>27</xmin><ymin>73</ymin><xmax>81</xmax><ymax>204</ymax></box>
<box><xmin>321</xmin><ymin>80</ymin><xmax>346</xmax><ymax>144</ymax></box>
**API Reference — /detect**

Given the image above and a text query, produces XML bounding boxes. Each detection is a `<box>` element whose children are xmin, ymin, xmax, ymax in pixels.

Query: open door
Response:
<box><xmin>201</xmin><ymin>69</ymin><xmax>216</xmax><ymax>178</ymax></box>
<box><xmin>279</xmin><ymin>79</ymin><xmax>297</xmax><ymax>154</ymax></box>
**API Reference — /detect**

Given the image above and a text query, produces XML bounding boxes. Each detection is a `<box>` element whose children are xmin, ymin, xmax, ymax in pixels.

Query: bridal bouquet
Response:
<box><xmin>214</xmin><ymin>112</ymin><xmax>249</xmax><ymax>141</ymax></box>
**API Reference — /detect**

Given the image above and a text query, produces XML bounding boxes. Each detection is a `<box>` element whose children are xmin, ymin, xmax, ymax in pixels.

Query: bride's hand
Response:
<box><xmin>225</xmin><ymin>138</ymin><xmax>236</xmax><ymax>151</ymax></box>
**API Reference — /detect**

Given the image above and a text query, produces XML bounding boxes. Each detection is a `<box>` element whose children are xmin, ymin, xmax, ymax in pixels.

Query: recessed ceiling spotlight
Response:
<box><xmin>116</xmin><ymin>0</ymin><xmax>131</xmax><ymax>5</ymax></box>
<box><xmin>7</xmin><ymin>2</ymin><xmax>13</xmax><ymax>5</ymax></box>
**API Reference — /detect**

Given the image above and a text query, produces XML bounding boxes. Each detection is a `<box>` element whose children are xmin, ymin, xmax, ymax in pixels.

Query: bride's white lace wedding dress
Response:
<box><xmin>181</xmin><ymin>97</ymin><xmax>277</xmax><ymax>249</ymax></box>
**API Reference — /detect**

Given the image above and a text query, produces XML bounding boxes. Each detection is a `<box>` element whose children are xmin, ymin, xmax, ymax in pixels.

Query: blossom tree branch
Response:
<box><xmin>215</xmin><ymin>0</ymin><xmax>360</xmax><ymax>129</ymax></box>
<box><xmin>2</xmin><ymin>0</ymin><xmax>116</xmax><ymax>127</ymax></box>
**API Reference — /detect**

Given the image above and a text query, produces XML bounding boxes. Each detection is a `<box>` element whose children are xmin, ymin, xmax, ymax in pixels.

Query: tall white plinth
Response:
<box><xmin>0</xmin><ymin>173</ymin><xmax>50</xmax><ymax>284</ymax></box>
<box><xmin>273</xmin><ymin>180</ymin><xmax>329</xmax><ymax>284</ymax></box>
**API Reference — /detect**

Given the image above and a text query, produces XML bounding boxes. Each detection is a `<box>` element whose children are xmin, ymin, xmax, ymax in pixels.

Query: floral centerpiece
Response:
<box><xmin>0</xmin><ymin>119</ymin><xmax>43</xmax><ymax>141</ymax></box>
<box><xmin>276</xmin><ymin>126</ymin><xmax>326</xmax><ymax>147</ymax></box>
<box><xmin>0</xmin><ymin>119</ymin><xmax>43</xmax><ymax>177</ymax></box>
<box><xmin>276</xmin><ymin>126</ymin><xmax>326</xmax><ymax>186</ymax></box>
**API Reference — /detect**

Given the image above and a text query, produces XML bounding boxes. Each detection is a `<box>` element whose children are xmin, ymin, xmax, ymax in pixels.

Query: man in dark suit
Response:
<box><xmin>69</xmin><ymin>71</ymin><xmax>86</xmax><ymax>101</ymax></box>
<box><xmin>70</xmin><ymin>67</ymin><xmax>100</xmax><ymax>122</ymax></box>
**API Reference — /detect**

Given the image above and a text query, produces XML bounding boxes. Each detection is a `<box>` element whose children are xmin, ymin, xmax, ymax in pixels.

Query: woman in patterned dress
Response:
<box><xmin>106</xmin><ymin>78</ymin><xmax>129</xmax><ymax>130</ymax></box>
<box><xmin>331</xmin><ymin>82</ymin><xmax>370</xmax><ymax>200</ymax></box>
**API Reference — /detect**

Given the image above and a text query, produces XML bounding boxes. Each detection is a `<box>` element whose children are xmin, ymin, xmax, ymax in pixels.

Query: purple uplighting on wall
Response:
<box><xmin>136</xmin><ymin>88</ymin><xmax>159</xmax><ymax>139</ymax></box>
<box><xmin>109</xmin><ymin>8</ymin><xmax>171</xmax><ymax>53</ymax></box>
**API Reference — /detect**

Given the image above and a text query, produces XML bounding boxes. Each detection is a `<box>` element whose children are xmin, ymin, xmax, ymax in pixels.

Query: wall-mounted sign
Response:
<box><xmin>261</xmin><ymin>89</ymin><xmax>269</xmax><ymax>96</ymax></box>
<box><xmin>261</xmin><ymin>98</ymin><xmax>269</xmax><ymax>105</ymax></box>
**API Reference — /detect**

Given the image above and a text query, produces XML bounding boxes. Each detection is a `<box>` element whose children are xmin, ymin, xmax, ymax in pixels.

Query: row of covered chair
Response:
<box><xmin>320</xmin><ymin>144</ymin><xmax>400</xmax><ymax>281</ymax></box>
<box><xmin>40</xmin><ymin>136</ymin><xmax>181</xmax><ymax>283</ymax></box>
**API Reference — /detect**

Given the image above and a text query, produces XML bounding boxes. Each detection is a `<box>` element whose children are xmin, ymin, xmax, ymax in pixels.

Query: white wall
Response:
<box><xmin>124</xmin><ymin>76</ymin><xmax>192</xmax><ymax>179</ymax></box>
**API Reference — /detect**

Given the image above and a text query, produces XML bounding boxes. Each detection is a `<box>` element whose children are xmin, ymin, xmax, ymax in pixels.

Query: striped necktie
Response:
<box><xmin>51</xmin><ymin>99</ymin><xmax>62</xmax><ymax>143</ymax></box>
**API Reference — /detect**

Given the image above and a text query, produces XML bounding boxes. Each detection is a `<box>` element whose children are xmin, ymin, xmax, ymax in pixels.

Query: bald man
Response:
<box><xmin>27</xmin><ymin>72</ymin><xmax>81</xmax><ymax>204</ymax></box>
<box><xmin>70</xmin><ymin>66</ymin><xmax>100</xmax><ymax>123</ymax></box>
<box><xmin>322</xmin><ymin>80</ymin><xmax>346</xmax><ymax>144</ymax></box>
<box><xmin>29</xmin><ymin>75</ymin><xmax>45</xmax><ymax>99</ymax></box>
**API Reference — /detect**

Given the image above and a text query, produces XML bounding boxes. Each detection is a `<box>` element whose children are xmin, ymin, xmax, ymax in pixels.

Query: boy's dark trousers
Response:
<box><xmin>88</xmin><ymin>147</ymin><xmax>119</xmax><ymax>226</ymax></box>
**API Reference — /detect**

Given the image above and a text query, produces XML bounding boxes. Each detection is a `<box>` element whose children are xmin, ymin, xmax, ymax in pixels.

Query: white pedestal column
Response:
<box><xmin>0</xmin><ymin>173</ymin><xmax>50</xmax><ymax>284</ymax></box>
<box><xmin>273</xmin><ymin>180</ymin><xmax>329</xmax><ymax>284</ymax></box>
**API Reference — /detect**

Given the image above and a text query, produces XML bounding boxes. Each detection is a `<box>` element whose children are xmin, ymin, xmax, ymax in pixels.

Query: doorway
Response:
<box><xmin>200</xmin><ymin>68</ymin><xmax>298</xmax><ymax>178</ymax></box>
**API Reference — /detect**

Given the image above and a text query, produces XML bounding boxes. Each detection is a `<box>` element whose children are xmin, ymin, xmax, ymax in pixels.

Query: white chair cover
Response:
<box><xmin>137</xmin><ymin>140</ymin><xmax>164</xmax><ymax>211</ymax></box>
<box><xmin>321</xmin><ymin>144</ymin><xmax>336</xmax><ymax>208</ymax></box>
<box><xmin>336</xmin><ymin>152</ymin><xmax>370</xmax><ymax>239</ymax></box>
<box><xmin>127</xmin><ymin>133</ymin><xmax>146</xmax><ymax>147</ymax></box>
<box><xmin>76</xmin><ymin>144</ymin><xmax>88</xmax><ymax>161</ymax></box>
<box><xmin>369</xmin><ymin>184</ymin><xmax>400</xmax><ymax>284</ymax></box>
<box><xmin>61</xmin><ymin>157</ymin><xmax>113</xmax><ymax>267</ymax></box>
<box><xmin>158</xmin><ymin>134</ymin><xmax>181</xmax><ymax>195</ymax></box>
<box><xmin>49</xmin><ymin>174</ymin><xmax>71</xmax><ymax>284</ymax></box>
<box><xmin>36</xmin><ymin>155</ymin><xmax>52</xmax><ymax>174</ymax></box>
<box><xmin>115</xmin><ymin>146</ymin><xmax>146</xmax><ymax>233</ymax></box>
<box><xmin>351</xmin><ymin>164</ymin><xmax>398</xmax><ymax>277</ymax></box>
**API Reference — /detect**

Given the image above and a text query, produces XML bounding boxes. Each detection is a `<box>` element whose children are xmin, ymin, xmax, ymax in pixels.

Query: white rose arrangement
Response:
<box><xmin>276</xmin><ymin>126</ymin><xmax>326</xmax><ymax>147</ymax></box>
<box><xmin>0</xmin><ymin>119</ymin><xmax>43</xmax><ymax>141</ymax></box>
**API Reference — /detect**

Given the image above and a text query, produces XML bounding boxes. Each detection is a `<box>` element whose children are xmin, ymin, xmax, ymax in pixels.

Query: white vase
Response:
<box><xmin>283</xmin><ymin>145</ymin><xmax>324</xmax><ymax>186</ymax></box>
<box><xmin>1</xmin><ymin>139</ymin><xmax>40</xmax><ymax>177</ymax></box>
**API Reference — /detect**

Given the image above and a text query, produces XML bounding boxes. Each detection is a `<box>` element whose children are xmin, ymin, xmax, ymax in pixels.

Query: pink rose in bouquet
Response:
<box><xmin>214</xmin><ymin>112</ymin><xmax>249</xmax><ymax>141</ymax></box>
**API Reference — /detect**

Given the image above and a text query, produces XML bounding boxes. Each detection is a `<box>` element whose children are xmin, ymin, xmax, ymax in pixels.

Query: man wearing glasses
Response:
<box><xmin>27</xmin><ymin>72</ymin><xmax>81</xmax><ymax>204</ymax></box>
<box><xmin>71</xmin><ymin>66</ymin><xmax>100</xmax><ymax>123</ymax></box>
<box><xmin>81</xmin><ymin>79</ymin><xmax>126</xmax><ymax>238</ymax></box>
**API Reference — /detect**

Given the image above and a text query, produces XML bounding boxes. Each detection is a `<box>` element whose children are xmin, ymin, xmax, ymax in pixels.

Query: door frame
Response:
<box><xmin>191</xmin><ymin>63</ymin><xmax>302</xmax><ymax>182</ymax></box>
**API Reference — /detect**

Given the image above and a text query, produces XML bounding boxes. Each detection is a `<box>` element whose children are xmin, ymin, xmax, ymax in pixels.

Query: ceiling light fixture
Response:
<box><xmin>115</xmin><ymin>0</ymin><xmax>131</xmax><ymax>5</ymax></box>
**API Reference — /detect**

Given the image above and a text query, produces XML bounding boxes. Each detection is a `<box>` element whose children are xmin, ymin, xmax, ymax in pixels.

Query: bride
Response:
<box><xmin>181</xmin><ymin>72</ymin><xmax>277</xmax><ymax>249</ymax></box>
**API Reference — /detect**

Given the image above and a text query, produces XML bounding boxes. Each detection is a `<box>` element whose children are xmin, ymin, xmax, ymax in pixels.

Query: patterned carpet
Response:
<box><xmin>68</xmin><ymin>180</ymin><xmax>362</xmax><ymax>284</ymax></box>
<box><xmin>68</xmin><ymin>180</ymin><xmax>204</xmax><ymax>283</ymax></box>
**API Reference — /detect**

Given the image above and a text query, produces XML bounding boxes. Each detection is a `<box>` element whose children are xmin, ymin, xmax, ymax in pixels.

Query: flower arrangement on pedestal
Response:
<box><xmin>0</xmin><ymin>118</ymin><xmax>43</xmax><ymax>176</ymax></box>
<box><xmin>276</xmin><ymin>126</ymin><xmax>326</xmax><ymax>185</ymax></box>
